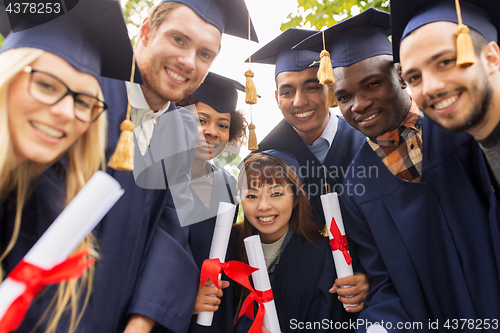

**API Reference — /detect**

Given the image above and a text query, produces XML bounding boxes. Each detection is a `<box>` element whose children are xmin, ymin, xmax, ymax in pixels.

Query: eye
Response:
<box><xmin>173</xmin><ymin>36</ymin><xmax>184</xmax><ymax>45</ymax></box>
<box><xmin>74</xmin><ymin>95</ymin><xmax>93</xmax><ymax>110</ymax></box>
<box><xmin>367</xmin><ymin>81</ymin><xmax>379</xmax><ymax>88</ymax></box>
<box><xmin>199</xmin><ymin>51</ymin><xmax>213</xmax><ymax>61</ymax></box>
<box><xmin>336</xmin><ymin>95</ymin><xmax>350</xmax><ymax>103</ymax></box>
<box><xmin>406</xmin><ymin>74</ymin><xmax>421</xmax><ymax>85</ymax></box>
<box><xmin>197</xmin><ymin>117</ymin><xmax>206</xmax><ymax>124</ymax></box>
<box><xmin>218</xmin><ymin>123</ymin><xmax>229</xmax><ymax>129</ymax></box>
<box><xmin>35</xmin><ymin>80</ymin><xmax>56</xmax><ymax>92</ymax></box>
<box><xmin>246</xmin><ymin>194</ymin><xmax>257</xmax><ymax>199</ymax></box>
<box><xmin>279</xmin><ymin>90</ymin><xmax>294</xmax><ymax>97</ymax></box>
<box><xmin>306</xmin><ymin>85</ymin><xmax>321</xmax><ymax>92</ymax></box>
<box><xmin>271</xmin><ymin>191</ymin><xmax>283</xmax><ymax>197</ymax></box>
<box><xmin>439</xmin><ymin>58</ymin><xmax>455</xmax><ymax>67</ymax></box>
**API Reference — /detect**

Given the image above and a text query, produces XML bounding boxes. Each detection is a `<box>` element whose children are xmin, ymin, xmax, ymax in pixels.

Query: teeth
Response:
<box><xmin>295</xmin><ymin>110</ymin><xmax>315</xmax><ymax>119</ymax></box>
<box><xmin>166</xmin><ymin>68</ymin><xmax>187</xmax><ymax>82</ymax></box>
<box><xmin>435</xmin><ymin>95</ymin><xmax>458</xmax><ymax>110</ymax></box>
<box><xmin>31</xmin><ymin>121</ymin><xmax>64</xmax><ymax>138</ymax></box>
<box><xmin>258</xmin><ymin>216</ymin><xmax>276</xmax><ymax>222</ymax></box>
<box><xmin>361</xmin><ymin>113</ymin><xmax>378</xmax><ymax>122</ymax></box>
<box><xmin>199</xmin><ymin>141</ymin><xmax>216</xmax><ymax>148</ymax></box>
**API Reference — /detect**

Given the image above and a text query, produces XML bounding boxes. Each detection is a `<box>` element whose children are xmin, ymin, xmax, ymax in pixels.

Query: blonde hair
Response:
<box><xmin>0</xmin><ymin>48</ymin><xmax>107</xmax><ymax>333</ymax></box>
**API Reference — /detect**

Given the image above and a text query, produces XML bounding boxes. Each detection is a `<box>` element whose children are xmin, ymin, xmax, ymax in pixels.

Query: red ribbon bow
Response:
<box><xmin>199</xmin><ymin>258</ymin><xmax>257</xmax><ymax>291</ymax></box>
<box><xmin>0</xmin><ymin>248</ymin><xmax>95</xmax><ymax>333</ymax></box>
<box><xmin>238</xmin><ymin>288</ymin><xmax>274</xmax><ymax>333</ymax></box>
<box><xmin>329</xmin><ymin>217</ymin><xmax>352</xmax><ymax>265</ymax></box>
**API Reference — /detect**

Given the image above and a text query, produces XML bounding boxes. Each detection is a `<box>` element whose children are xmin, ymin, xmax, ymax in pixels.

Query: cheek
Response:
<box><xmin>67</xmin><ymin>122</ymin><xmax>90</xmax><ymax>147</ymax></box>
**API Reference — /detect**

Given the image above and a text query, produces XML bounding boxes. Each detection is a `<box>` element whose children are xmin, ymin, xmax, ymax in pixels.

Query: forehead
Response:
<box><xmin>334</xmin><ymin>56</ymin><xmax>393</xmax><ymax>85</ymax></box>
<box><xmin>400</xmin><ymin>21</ymin><xmax>457</xmax><ymax>63</ymax></box>
<box><xmin>155</xmin><ymin>5</ymin><xmax>222</xmax><ymax>46</ymax></box>
<box><xmin>194</xmin><ymin>101</ymin><xmax>231</xmax><ymax>120</ymax></box>
<box><xmin>276</xmin><ymin>67</ymin><xmax>319</xmax><ymax>88</ymax></box>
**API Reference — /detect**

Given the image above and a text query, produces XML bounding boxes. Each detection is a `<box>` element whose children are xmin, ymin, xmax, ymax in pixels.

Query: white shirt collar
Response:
<box><xmin>125</xmin><ymin>82</ymin><xmax>171</xmax><ymax>125</ymax></box>
<box><xmin>311</xmin><ymin>110</ymin><xmax>339</xmax><ymax>148</ymax></box>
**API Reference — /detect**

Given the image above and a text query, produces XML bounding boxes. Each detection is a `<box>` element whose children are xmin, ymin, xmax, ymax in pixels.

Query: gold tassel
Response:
<box><xmin>454</xmin><ymin>0</ymin><xmax>476</xmax><ymax>67</ymax></box>
<box><xmin>327</xmin><ymin>84</ymin><xmax>338</xmax><ymax>108</ymax></box>
<box><xmin>247</xmin><ymin>123</ymin><xmax>258</xmax><ymax>151</ymax></box>
<box><xmin>107</xmin><ymin>119</ymin><xmax>134</xmax><ymax>171</ymax></box>
<box><xmin>318</xmin><ymin>50</ymin><xmax>336</xmax><ymax>85</ymax></box>
<box><xmin>108</xmin><ymin>54</ymin><xmax>136</xmax><ymax>171</ymax></box>
<box><xmin>244</xmin><ymin>69</ymin><xmax>258</xmax><ymax>105</ymax></box>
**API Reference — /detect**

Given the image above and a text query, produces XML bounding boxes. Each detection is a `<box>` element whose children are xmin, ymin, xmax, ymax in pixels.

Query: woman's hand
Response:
<box><xmin>193</xmin><ymin>278</ymin><xmax>230</xmax><ymax>314</ymax></box>
<box><xmin>330</xmin><ymin>272</ymin><xmax>370</xmax><ymax>312</ymax></box>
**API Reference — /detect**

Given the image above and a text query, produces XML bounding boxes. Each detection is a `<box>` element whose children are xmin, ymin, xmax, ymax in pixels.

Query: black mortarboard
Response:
<box><xmin>391</xmin><ymin>0</ymin><xmax>498</xmax><ymax>63</ymax></box>
<box><xmin>192</xmin><ymin>72</ymin><xmax>245</xmax><ymax>114</ymax></box>
<box><xmin>247</xmin><ymin>28</ymin><xmax>320</xmax><ymax>77</ymax></box>
<box><xmin>0</xmin><ymin>0</ymin><xmax>142</xmax><ymax>83</ymax></box>
<box><xmin>161</xmin><ymin>0</ymin><xmax>258</xmax><ymax>42</ymax></box>
<box><xmin>293</xmin><ymin>8</ymin><xmax>392</xmax><ymax>68</ymax></box>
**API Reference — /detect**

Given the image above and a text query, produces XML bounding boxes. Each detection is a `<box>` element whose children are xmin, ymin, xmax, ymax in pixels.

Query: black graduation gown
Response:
<box><xmin>233</xmin><ymin>233</ymin><xmax>356</xmax><ymax>333</ymax></box>
<box><xmin>187</xmin><ymin>165</ymin><xmax>238</xmax><ymax>333</ymax></box>
<box><xmin>257</xmin><ymin>117</ymin><xmax>365</xmax><ymax>225</ymax></box>
<box><xmin>340</xmin><ymin>118</ymin><xmax>500</xmax><ymax>332</ymax></box>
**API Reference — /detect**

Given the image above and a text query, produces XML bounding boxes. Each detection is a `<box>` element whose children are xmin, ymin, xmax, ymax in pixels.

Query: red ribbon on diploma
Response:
<box><xmin>0</xmin><ymin>248</ymin><xmax>95</xmax><ymax>333</ymax></box>
<box><xmin>238</xmin><ymin>288</ymin><xmax>274</xmax><ymax>333</ymax></box>
<box><xmin>329</xmin><ymin>217</ymin><xmax>352</xmax><ymax>265</ymax></box>
<box><xmin>199</xmin><ymin>259</ymin><xmax>257</xmax><ymax>291</ymax></box>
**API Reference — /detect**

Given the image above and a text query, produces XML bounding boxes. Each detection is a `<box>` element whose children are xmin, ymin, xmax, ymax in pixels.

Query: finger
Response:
<box><xmin>345</xmin><ymin>302</ymin><xmax>364</xmax><ymax>313</ymax></box>
<box><xmin>339</xmin><ymin>293</ymin><xmax>363</xmax><ymax>305</ymax></box>
<box><xmin>220</xmin><ymin>280</ymin><xmax>230</xmax><ymax>289</ymax></box>
<box><xmin>335</xmin><ymin>275</ymin><xmax>357</xmax><ymax>287</ymax></box>
<box><xmin>329</xmin><ymin>283</ymin><xmax>338</xmax><ymax>294</ymax></box>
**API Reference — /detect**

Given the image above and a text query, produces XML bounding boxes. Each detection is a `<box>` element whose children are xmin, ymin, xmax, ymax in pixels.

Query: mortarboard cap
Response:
<box><xmin>192</xmin><ymin>72</ymin><xmax>245</xmax><ymax>114</ymax></box>
<box><xmin>391</xmin><ymin>0</ymin><xmax>498</xmax><ymax>63</ymax></box>
<box><xmin>161</xmin><ymin>0</ymin><xmax>258</xmax><ymax>42</ymax></box>
<box><xmin>0</xmin><ymin>0</ymin><xmax>142</xmax><ymax>83</ymax></box>
<box><xmin>244</xmin><ymin>149</ymin><xmax>304</xmax><ymax>183</ymax></box>
<box><xmin>293</xmin><ymin>8</ymin><xmax>392</xmax><ymax>68</ymax></box>
<box><xmin>247</xmin><ymin>28</ymin><xmax>320</xmax><ymax>77</ymax></box>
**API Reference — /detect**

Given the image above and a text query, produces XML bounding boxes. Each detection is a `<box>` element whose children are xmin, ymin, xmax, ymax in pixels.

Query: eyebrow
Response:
<box><xmin>278</xmin><ymin>78</ymin><xmax>320</xmax><ymax>91</ymax></box>
<box><xmin>403</xmin><ymin>49</ymin><xmax>455</xmax><ymax>78</ymax></box>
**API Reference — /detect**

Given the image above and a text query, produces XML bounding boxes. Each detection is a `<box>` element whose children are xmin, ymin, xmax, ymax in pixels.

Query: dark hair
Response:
<box><xmin>237</xmin><ymin>153</ymin><xmax>321</xmax><ymax>244</ymax></box>
<box><xmin>176</xmin><ymin>95</ymin><xmax>247</xmax><ymax>143</ymax></box>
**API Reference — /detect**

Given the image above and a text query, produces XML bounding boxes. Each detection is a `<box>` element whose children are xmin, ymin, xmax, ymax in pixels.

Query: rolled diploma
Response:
<box><xmin>320</xmin><ymin>192</ymin><xmax>357</xmax><ymax>307</ymax></box>
<box><xmin>244</xmin><ymin>235</ymin><xmax>281</xmax><ymax>333</ymax></box>
<box><xmin>0</xmin><ymin>171</ymin><xmax>124</xmax><ymax>321</ymax></box>
<box><xmin>196</xmin><ymin>202</ymin><xmax>236</xmax><ymax>326</ymax></box>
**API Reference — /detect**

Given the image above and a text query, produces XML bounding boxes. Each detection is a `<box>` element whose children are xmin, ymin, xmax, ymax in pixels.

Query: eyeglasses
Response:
<box><xmin>24</xmin><ymin>66</ymin><xmax>107</xmax><ymax>123</ymax></box>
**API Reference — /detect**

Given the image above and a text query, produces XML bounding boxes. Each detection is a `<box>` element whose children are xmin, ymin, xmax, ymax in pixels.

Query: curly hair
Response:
<box><xmin>176</xmin><ymin>96</ymin><xmax>247</xmax><ymax>144</ymax></box>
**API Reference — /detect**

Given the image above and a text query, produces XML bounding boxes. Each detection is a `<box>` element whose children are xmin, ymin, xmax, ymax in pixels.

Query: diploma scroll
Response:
<box><xmin>320</xmin><ymin>192</ymin><xmax>358</xmax><ymax>308</ymax></box>
<box><xmin>0</xmin><ymin>171</ymin><xmax>124</xmax><ymax>326</ymax></box>
<box><xmin>196</xmin><ymin>202</ymin><xmax>237</xmax><ymax>326</ymax></box>
<box><xmin>244</xmin><ymin>235</ymin><xmax>281</xmax><ymax>333</ymax></box>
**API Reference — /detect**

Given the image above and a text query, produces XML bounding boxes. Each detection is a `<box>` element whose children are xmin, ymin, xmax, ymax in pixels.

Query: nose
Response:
<box><xmin>178</xmin><ymin>49</ymin><xmax>196</xmax><ymax>72</ymax></box>
<box><xmin>293</xmin><ymin>90</ymin><xmax>308</xmax><ymax>108</ymax></box>
<box><xmin>203</xmin><ymin>123</ymin><xmax>219</xmax><ymax>139</ymax></box>
<box><xmin>351</xmin><ymin>94</ymin><xmax>373</xmax><ymax>113</ymax></box>
<box><xmin>421</xmin><ymin>71</ymin><xmax>446</xmax><ymax>98</ymax></box>
<box><xmin>50</xmin><ymin>95</ymin><xmax>75</xmax><ymax>121</ymax></box>
<box><xmin>257</xmin><ymin>195</ymin><xmax>272</xmax><ymax>211</ymax></box>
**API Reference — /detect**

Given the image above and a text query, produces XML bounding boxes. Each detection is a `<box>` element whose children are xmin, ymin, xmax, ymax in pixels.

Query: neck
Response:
<box><xmin>140</xmin><ymin>84</ymin><xmax>169</xmax><ymax>112</ymax></box>
<box><xmin>297</xmin><ymin>112</ymin><xmax>330</xmax><ymax>146</ymax></box>
<box><xmin>191</xmin><ymin>157</ymin><xmax>210</xmax><ymax>177</ymax></box>
<box><xmin>468</xmin><ymin>87</ymin><xmax>500</xmax><ymax>141</ymax></box>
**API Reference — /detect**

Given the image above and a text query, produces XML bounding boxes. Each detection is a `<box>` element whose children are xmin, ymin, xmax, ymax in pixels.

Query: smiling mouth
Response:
<box><xmin>166</xmin><ymin>68</ymin><xmax>187</xmax><ymax>82</ymax></box>
<box><xmin>198</xmin><ymin>141</ymin><xmax>216</xmax><ymax>148</ymax></box>
<box><xmin>294</xmin><ymin>110</ymin><xmax>315</xmax><ymax>119</ymax></box>
<box><xmin>258</xmin><ymin>215</ymin><xmax>276</xmax><ymax>222</ymax></box>
<box><xmin>358</xmin><ymin>112</ymin><xmax>379</xmax><ymax>123</ymax></box>
<box><xmin>31</xmin><ymin>121</ymin><xmax>64</xmax><ymax>139</ymax></box>
<box><xmin>434</xmin><ymin>95</ymin><xmax>459</xmax><ymax>110</ymax></box>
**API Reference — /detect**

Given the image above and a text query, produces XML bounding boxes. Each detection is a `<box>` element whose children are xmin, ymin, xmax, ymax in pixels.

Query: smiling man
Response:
<box><xmin>292</xmin><ymin>6</ymin><xmax>500</xmax><ymax>330</ymax></box>
<box><xmin>98</xmin><ymin>1</ymin><xmax>258</xmax><ymax>333</ymax></box>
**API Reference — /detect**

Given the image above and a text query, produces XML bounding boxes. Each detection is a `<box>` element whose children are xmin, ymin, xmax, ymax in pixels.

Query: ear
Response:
<box><xmin>275</xmin><ymin>90</ymin><xmax>279</xmax><ymax>104</ymax></box>
<box><xmin>483</xmin><ymin>41</ymin><xmax>500</xmax><ymax>75</ymax></box>
<box><xmin>139</xmin><ymin>17</ymin><xmax>151</xmax><ymax>45</ymax></box>
<box><xmin>395</xmin><ymin>63</ymin><xmax>407</xmax><ymax>89</ymax></box>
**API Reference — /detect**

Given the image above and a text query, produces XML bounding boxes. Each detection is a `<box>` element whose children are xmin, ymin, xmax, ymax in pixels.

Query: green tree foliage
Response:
<box><xmin>281</xmin><ymin>0</ymin><xmax>389</xmax><ymax>31</ymax></box>
<box><xmin>121</xmin><ymin>0</ymin><xmax>154</xmax><ymax>44</ymax></box>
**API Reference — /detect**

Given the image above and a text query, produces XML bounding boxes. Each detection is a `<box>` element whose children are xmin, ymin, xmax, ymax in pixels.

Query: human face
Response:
<box><xmin>333</xmin><ymin>56</ymin><xmax>410</xmax><ymax>138</ymax></box>
<box><xmin>242</xmin><ymin>182</ymin><xmax>295</xmax><ymax>244</ymax></box>
<box><xmin>7</xmin><ymin>53</ymin><xmax>97</xmax><ymax>166</ymax></box>
<box><xmin>275</xmin><ymin>67</ymin><xmax>330</xmax><ymax>145</ymax></box>
<box><xmin>400</xmin><ymin>22</ymin><xmax>499</xmax><ymax>139</ymax></box>
<box><xmin>191</xmin><ymin>102</ymin><xmax>230</xmax><ymax>161</ymax></box>
<box><xmin>136</xmin><ymin>5</ymin><xmax>221</xmax><ymax>109</ymax></box>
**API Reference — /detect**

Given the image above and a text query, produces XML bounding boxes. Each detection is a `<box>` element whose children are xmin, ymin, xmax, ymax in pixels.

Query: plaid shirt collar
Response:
<box><xmin>370</xmin><ymin>101</ymin><xmax>422</xmax><ymax>147</ymax></box>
